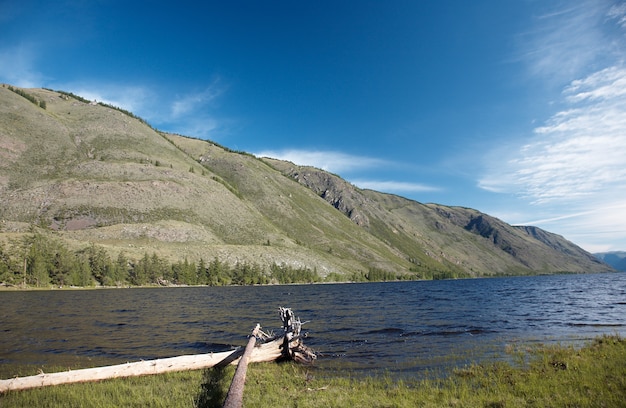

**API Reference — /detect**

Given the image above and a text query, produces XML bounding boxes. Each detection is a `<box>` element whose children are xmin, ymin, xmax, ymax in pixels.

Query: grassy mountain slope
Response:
<box><xmin>0</xmin><ymin>85</ymin><xmax>613</xmax><ymax>278</ymax></box>
<box><xmin>264</xmin><ymin>160</ymin><xmax>611</xmax><ymax>276</ymax></box>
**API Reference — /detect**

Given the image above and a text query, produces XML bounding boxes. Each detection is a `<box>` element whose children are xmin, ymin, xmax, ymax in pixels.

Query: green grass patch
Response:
<box><xmin>2</xmin><ymin>335</ymin><xmax>625</xmax><ymax>407</ymax></box>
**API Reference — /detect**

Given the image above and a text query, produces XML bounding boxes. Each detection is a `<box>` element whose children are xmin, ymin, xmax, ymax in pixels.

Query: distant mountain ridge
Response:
<box><xmin>594</xmin><ymin>252</ymin><xmax>626</xmax><ymax>271</ymax></box>
<box><xmin>0</xmin><ymin>85</ymin><xmax>614</xmax><ymax>280</ymax></box>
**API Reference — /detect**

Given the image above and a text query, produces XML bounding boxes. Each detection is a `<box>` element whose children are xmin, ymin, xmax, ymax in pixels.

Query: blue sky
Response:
<box><xmin>2</xmin><ymin>1</ymin><xmax>626</xmax><ymax>253</ymax></box>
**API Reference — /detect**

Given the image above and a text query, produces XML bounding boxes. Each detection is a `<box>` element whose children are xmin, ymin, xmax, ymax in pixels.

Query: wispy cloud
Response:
<box><xmin>53</xmin><ymin>80</ymin><xmax>226</xmax><ymax>139</ymax></box>
<box><xmin>0</xmin><ymin>45</ymin><xmax>153</xmax><ymax>115</ymax></box>
<box><xmin>481</xmin><ymin>2</ymin><xmax>626</xmax><ymax>251</ymax></box>
<box><xmin>351</xmin><ymin>180</ymin><xmax>440</xmax><ymax>193</ymax></box>
<box><xmin>164</xmin><ymin>117</ymin><xmax>220</xmax><ymax>139</ymax></box>
<box><xmin>171</xmin><ymin>81</ymin><xmax>225</xmax><ymax>119</ymax></box>
<box><xmin>608</xmin><ymin>2</ymin><xmax>626</xmax><ymax>29</ymax></box>
<box><xmin>63</xmin><ymin>83</ymin><xmax>153</xmax><ymax>114</ymax></box>
<box><xmin>0</xmin><ymin>44</ymin><xmax>44</xmax><ymax>87</ymax></box>
<box><xmin>499</xmin><ymin>66</ymin><xmax>626</xmax><ymax>204</ymax></box>
<box><xmin>254</xmin><ymin>149</ymin><xmax>388</xmax><ymax>174</ymax></box>
<box><xmin>480</xmin><ymin>66</ymin><xmax>626</xmax><ymax>249</ymax></box>
<box><xmin>517</xmin><ymin>201</ymin><xmax>626</xmax><ymax>253</ymax></box>
<box><xmin>0</xmin><ymin>43</ymin><xmax>154</xmax><ymax>118</ymax></box>
<box><xmin>256</xmin><ymin>148</ymin><xmax>440</xmax><ymax>197</ymax></box>
<box><xmin>516</xmin><ymin>1</ymin><xmax>618</xmax><ymax>82</ymax></box>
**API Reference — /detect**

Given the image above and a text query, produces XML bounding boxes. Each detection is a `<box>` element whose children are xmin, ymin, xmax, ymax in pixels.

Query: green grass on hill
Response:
<box><xmin>2</xmin><ymin>335</ymin><xmax>624</xmax><ymax>407</ymax></box>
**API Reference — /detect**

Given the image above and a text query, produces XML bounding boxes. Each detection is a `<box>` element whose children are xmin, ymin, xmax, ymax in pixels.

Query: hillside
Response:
<box><xmin>0</xmin><ymin>85</ymin><xmax>614</xmax><ymax>282</ymax></box>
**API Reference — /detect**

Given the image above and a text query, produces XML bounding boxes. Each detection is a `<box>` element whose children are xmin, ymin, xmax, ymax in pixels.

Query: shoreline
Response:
<box><xmin>2</xmin><ymin>335</ymin><xmax>624</xmax><ymax>406</ymax></box>
<box><xmin>2</xmin><ymin>270</ymin><xmax>622</xmax><ymax>292</ymax></box>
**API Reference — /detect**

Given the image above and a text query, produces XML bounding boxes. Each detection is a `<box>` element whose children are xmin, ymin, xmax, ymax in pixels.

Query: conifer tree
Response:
<box><xmin>0</xmin><ymin>243</ymin><xmax>15</xmax><ymax>284</ymax></box>
<box><xmin>69</xmin><ymin>258</ymin><xmax>93</xmax><ymax>287</ymax></box>
<box><xmin>114</xmin><ymin>252</ymin><xmax>130</xmax><ymax>284</ymax></box>
<box><xmin>27</xmin><ymin>249</ymin><xmax>49</xmax><ymax>287</ymax></box>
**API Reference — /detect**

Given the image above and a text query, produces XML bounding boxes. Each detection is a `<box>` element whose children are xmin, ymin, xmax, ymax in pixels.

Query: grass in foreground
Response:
<box><xmin>1</xmin><ymin>335</ymin><xmax>624</xmax><ymax>407</ymax></box>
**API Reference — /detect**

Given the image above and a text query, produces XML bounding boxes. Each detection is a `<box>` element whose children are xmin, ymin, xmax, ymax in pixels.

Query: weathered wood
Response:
<box><xmin>0</xmin><ymin>337</ymin><xmax>283</xmax><ymax>393</ymax></box>
<box><xmin>0</xmin><ymin>307</ymin><xmax>315</xmax><ymax>394</ymax></box>
<box><xmin>278</xmin><ymin>307</ymin><xmax>317</xmax><ymax>364</ymax></box>
<box><xmin>222</xmin><ymin>324</ymin><xmax>260</xmax><ymax>408</ymax></box>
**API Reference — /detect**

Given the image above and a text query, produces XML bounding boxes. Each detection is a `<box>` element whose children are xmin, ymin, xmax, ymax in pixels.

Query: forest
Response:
<box><xmin>0</xmin><ymin>232</ymin><xmax>418</xmax><ymax>288</ymax></box>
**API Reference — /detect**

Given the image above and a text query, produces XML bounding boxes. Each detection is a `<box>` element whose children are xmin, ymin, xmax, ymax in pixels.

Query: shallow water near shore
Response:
<box><xmin>1</xmin><ymin>272</ymin><xmax>625</xmax><ymax>379</ymax></box>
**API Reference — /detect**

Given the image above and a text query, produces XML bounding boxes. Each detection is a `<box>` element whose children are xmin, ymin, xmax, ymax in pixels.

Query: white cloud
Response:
<box><xmin>256</xmin><ymin>148</ymin><xmax>441</xmax><ymax>196</ymax></box>
<box><xmin>164</xmin><ymin>117</ymin><xmax>219</xmax><ymax>139</ymax></box>
<box><xmin>479</xmin><ymin>1</ymin><xmax>626</xmax><ymax>251</ymax></box>
<box><xmin>516</xmin><ymin>209</ymin><xmax>598</xmax><ymax>226</ymax></box>
<box><xmin>0</xmin><ymin>39</ymin><xmax>224</xmax><ymax>140</ymax></box>
<box><xmin>171</xmin><ymin>82</ymin><xmax>224</xmax><ymax>119</ymax></box>
<box><xmin>351</xmin><ymin>180</ymin><xmax>440</xmax><ymax>193</ymax></box>
<box><xmin>517</xmin><ymin>1</ymin><xmax>618</xmax><ymax>82</ymax></box>
<box><xmin>0</xmin><ymin>41</ymin><xmax>154</xmax><ymax>115</ymax></box>
<box><xmin>519</xmin><ymin>202</ymin><xmax>626</xmax><ymax>253</ymax></box>
<box><xmin>254</xmin><ymin>149</ymin><xmax>387</xmax><ymax>174</ymax></box>
<box><xmin>564</xmin><ymin>66</ymin><xmax>626</xmax><ymax>102</ymax></box>
<box><xmin>478</xmin><ymin>77</ymin><xmax>626</xmax><ymax>201</ymax></box>
<box><xmin>54</xmin><ymin>81</ymin><xmax>225</xmax><ymax>139</ymax></box>
<box><xmin>66</xmin><ymin>84</ymin><xmax>152</xmax><ymax>114</ymax></box>
<box><xmin>480</xmin><ymin>65</ymin><xmax>626</xmax><ymax>251</ymax></box>
<box><xmin>517</xmin><ymin>67</ymin><xmax>626</xmax><ymax>204</ymax></box>
<box><xmin>608</xmin><ymin>2</ymin><xmax>626</xmax><ymax>29</ymax></box>
<box><xmin>0</xmin><ymin>44</ymin><xmax>44</xmax><ymax>87</ymax></box>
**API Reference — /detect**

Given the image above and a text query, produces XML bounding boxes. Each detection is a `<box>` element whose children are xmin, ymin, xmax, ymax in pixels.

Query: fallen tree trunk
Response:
<box><xmin>0</xmin><ymin>307</ymin><xmax>314</xmax><ymax>394</ymax></box>
<box><xmin>0</xmin><ymin>338</ymin><xmax>282</xmax><ymax>393</ymax></box>
<box><xmin>222</xmin><ymin>324</ymin><xmax>260</xmax><ymax>408</ymax></box>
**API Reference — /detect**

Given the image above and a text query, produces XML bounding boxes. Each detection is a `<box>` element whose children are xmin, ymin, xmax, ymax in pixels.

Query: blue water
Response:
<box><xmin>1</xmin><ymin>272</ymin><xmax>625</xmax><ymax>378</ymax></box>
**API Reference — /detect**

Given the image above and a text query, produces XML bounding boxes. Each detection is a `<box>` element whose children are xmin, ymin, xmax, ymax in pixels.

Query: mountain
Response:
<box><xmin>594</xmin><ymin>252</ymin><xmax>626</xmax><ymax>271</ymax></box>
<box><xmin>0</xmin><ymin>85</ymin><xmax>614</xmax><ymax>280</ymax></box>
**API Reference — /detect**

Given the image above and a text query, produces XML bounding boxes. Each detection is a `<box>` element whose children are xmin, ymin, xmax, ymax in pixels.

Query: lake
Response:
<box><xmin>1</xmin><ymin>272</ymin><xmax>625</xmax><ymax>379</ymax></box>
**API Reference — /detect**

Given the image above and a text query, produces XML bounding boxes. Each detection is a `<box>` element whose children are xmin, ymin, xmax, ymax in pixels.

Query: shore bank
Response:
<box><xmin>2</xmin><ymin>335</ymin><xmax>624</xmax><ymax>407</ymax></box>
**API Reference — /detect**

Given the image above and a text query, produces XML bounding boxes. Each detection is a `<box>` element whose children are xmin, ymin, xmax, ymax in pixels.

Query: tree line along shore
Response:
<box><xmin>1</xmin><ymin>232</ymin><xmax>448</xmax><ymax>289</ymax></box>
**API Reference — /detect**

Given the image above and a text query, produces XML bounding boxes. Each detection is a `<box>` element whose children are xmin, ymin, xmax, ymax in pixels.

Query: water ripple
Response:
<box><xmin>1</xmin><ymin>272</ymin><xmax>625</xmax><ymax>378</ymax></box>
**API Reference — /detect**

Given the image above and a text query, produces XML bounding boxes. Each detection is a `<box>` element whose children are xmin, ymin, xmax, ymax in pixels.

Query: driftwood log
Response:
<box><xmin>222</xmin><ymin>307</ymin><xmax>316</xmax><ymax>408</ymax></box>
<box><xmin>0</xmin><ymin>307</ymin><xmax>315</xmax><ymax>394</ymax></box>
<box><xmin>222</xmin><ymin>324</ymin><xmax>260</xmax><ymax>408</ymax></box>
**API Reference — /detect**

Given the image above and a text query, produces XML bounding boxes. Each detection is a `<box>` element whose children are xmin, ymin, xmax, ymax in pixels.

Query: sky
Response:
<box><xmin>1</xmin><ymin>1</ymin><xmax>626</xmax><ymax>253</ymax></box>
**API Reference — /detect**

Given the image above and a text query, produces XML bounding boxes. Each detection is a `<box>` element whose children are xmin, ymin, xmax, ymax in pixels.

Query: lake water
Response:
<box><xmin>1</xmin><ymin>272</ymin><xmax>625</xmax><ymax>379</ymax></box>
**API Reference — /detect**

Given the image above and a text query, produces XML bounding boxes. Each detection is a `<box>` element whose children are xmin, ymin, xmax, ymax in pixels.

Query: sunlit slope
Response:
<box><xmin>0</xmin><ymin>85</ymin><xmax>613</xmax><ymax>277</ymax></box>
<box><xmin>165</xmin><ymin>134</ymin><xmax>415</xmax><ymax>274</ymax></box>
<box><xmin>266</xmin><ymin>159</ymin><xmax>612</xmax><ymax>276</ymax></box>
<box><xmin>0</xmin><ymin>87</ymin><xmax>274</xmax><ymax>245</ymax></box>
<box><xmin>0</xmin><ymin>86</ymin><xmax>411</xmax><ymax>275</ymax></box>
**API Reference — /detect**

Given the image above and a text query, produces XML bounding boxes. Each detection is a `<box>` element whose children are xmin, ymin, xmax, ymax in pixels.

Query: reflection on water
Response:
<box><xmin>1</xmin><ymin>272</ymin><xmax>625</xmax><ymax>378</ymax></box>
